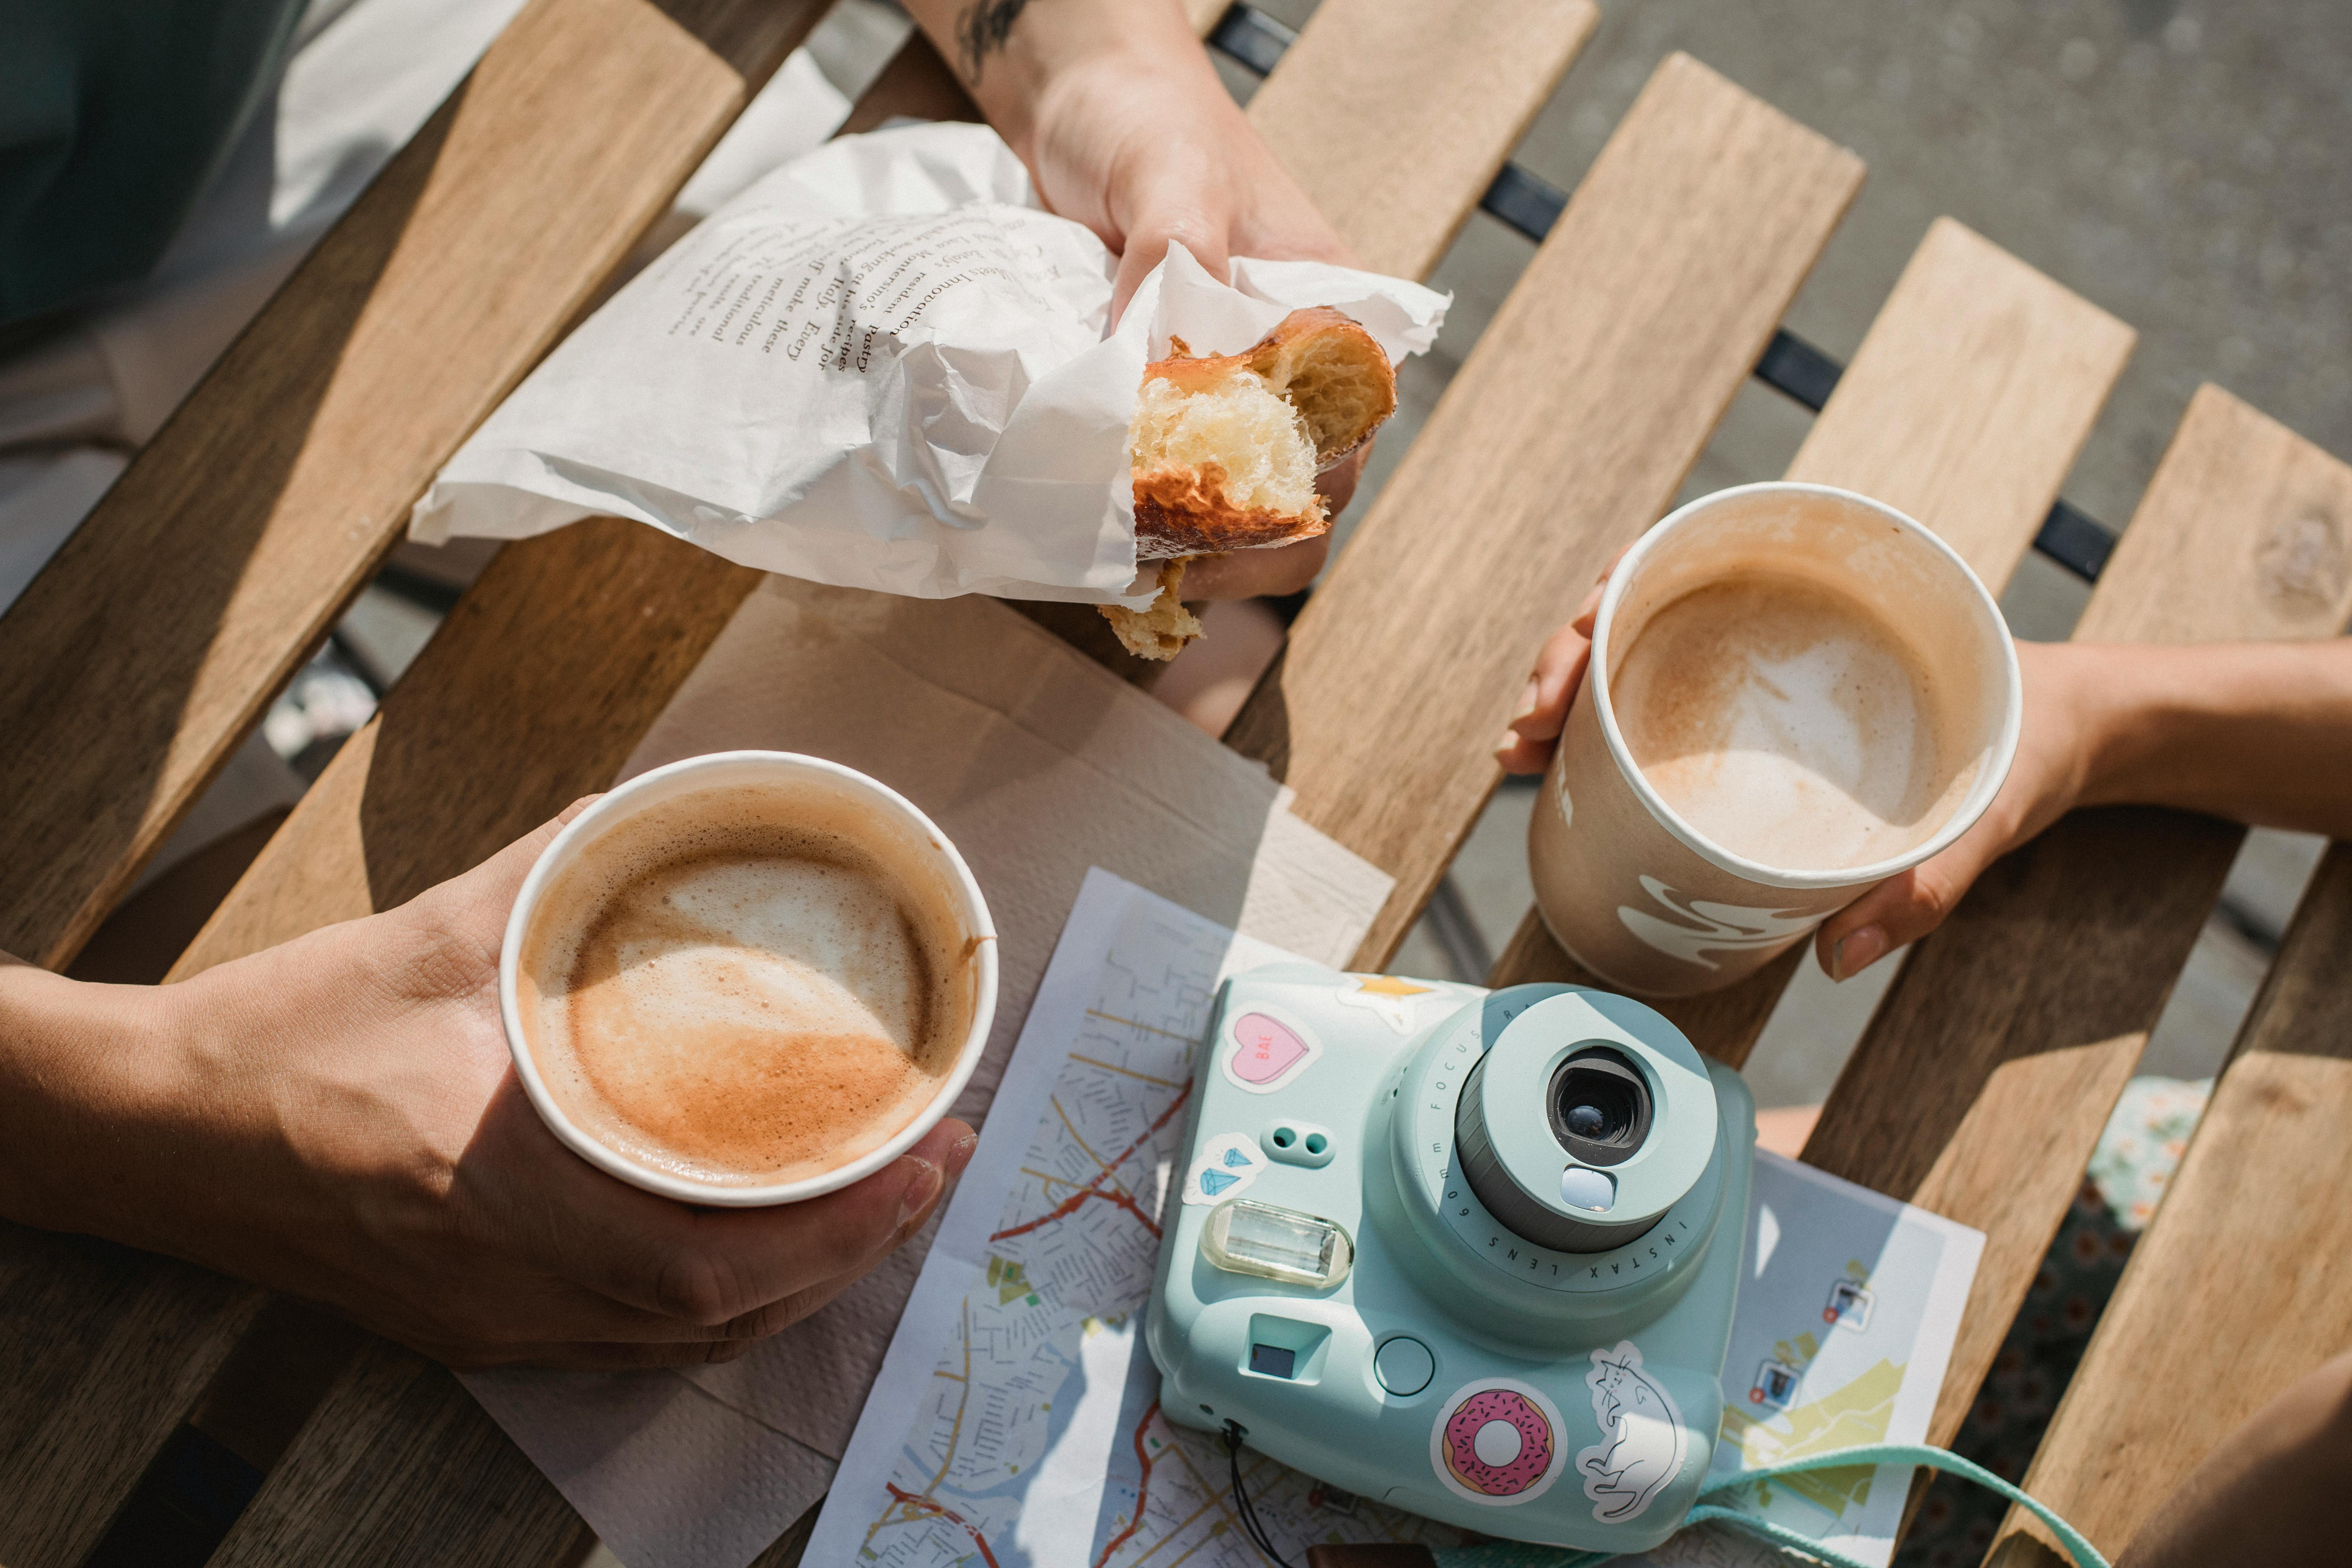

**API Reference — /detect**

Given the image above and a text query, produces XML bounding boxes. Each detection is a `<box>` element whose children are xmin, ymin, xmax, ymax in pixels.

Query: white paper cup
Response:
<box><xmin>499</xmin><ymin>751</ymin><xmax>998</xmax><ymax>1206</ymax></box>
<box><xmin>1528</xmin><ymin>483</ymin><xmax>2021</xmax><ymax>997</ymax></box>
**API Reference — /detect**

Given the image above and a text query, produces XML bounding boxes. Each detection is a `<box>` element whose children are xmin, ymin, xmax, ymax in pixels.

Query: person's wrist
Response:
<box><xmin>985</xmin><ymin>0</ymin><xmax>1220</xmax><ymax>164</ymax></box>
<box><xmin>2060</xmin><ymin>642</ymin><xmax>2167</xmax><ymax>809</ymax></box>
<box><xmin>0</xmin><ymin>964</ymin><xmax>192</xmax><ymax>1236</ymax></box>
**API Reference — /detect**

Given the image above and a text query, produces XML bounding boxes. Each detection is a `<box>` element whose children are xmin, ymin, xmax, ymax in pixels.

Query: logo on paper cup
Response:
<box><xmin>1616</xmin><ymin>877</ymin><xmax>1817</xmax><ymax>972</ymax></box>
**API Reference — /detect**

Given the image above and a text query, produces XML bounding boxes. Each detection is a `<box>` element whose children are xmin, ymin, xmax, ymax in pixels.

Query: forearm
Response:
<box><xmin>0</xmin><ymin>957</ymin><xmax>187</xmax><ymax>1236</ymax></box>
<box><xmin>2069</xmin><ymin>640</ymin><xmax>2352</xmax><ymax>837</ymax></box>
<box><xmin>901</xmin><ymin>0</ymin><xmax>1206</xmax><ymax>156</ymax></box>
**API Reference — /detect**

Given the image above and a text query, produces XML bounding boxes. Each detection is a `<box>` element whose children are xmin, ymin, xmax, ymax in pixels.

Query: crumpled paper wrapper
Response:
<box><xmin>412</xmin><ymin>121</ymin><xmax>1446</xmax><ymax>605</ymax></box>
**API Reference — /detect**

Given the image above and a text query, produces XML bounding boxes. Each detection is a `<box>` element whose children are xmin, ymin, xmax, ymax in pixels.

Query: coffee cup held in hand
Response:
<box><xmin>499</xmin><ymin>753</ymin><xmax>996</xmax><ymax>1205</ymax></box>
<box><xmin>1528</xmin><ymin>483</ymin><xmax>2021</xmax><ymax>997</ymax></box>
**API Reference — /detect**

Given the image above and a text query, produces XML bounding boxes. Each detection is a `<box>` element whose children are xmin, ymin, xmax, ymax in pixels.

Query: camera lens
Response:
<box><xmin>1547</xmin><ymin>1048</ymin><xmax>1651</xmax><ymax>1167</ymax></box>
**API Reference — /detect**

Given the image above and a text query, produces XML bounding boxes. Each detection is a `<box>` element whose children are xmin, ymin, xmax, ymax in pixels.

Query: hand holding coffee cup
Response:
<box><xmin>1505</xmin><ymin>484</ymin><xmax>2022</xmax><ymax>996</ymax></box>
<box><xmin>502</xmin><ymin>752</ymin><xmax>998</xmax><ymax>1205</ymax></box>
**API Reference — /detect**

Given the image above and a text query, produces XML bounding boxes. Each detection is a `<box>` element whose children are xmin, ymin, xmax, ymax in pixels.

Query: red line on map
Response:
<box><xmin>885</xmin><ymin>1482</ymin><xmax>1002</xmax><ymax>1568</ymax></box>
<box><xmin>1093</xmin><ymin>1397</ymin><xmax>1161</xmax><ymax>1568</ymax></box>
<box><xmin>991</xmin><ymin>1085</ymin><xmax>1191</xmax><ymax>1243</ymax></box>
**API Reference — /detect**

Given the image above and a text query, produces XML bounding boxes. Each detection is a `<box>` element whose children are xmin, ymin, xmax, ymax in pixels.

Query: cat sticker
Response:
<box><xmin>1576</xmin><ymin>1340</ymin><xmax>1687</xmax><ymax>1524</ymax></box>
<box><xmin>1220</xmin><ymin>1008</ymin><xmax>1322</xmax><ymax>1094</ymax></box>
<box><xmin>1181</xmin><ymin>1132</ymin><xmax>1267</xmax><ymax>1206</ymax></box>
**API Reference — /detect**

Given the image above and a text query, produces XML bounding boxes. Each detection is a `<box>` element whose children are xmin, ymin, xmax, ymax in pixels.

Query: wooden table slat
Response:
<box><xmin>1225</xmin><ymin>52</ymin><xmax>1864</xmax><ymax>971</ymax></box>
<box><xmin>160</xmin><ymin>9</ymin><xmax>1598</xmax><ymax>1563</ymax></box>
<box><xmin>1980</xmin><ymin>439</ymin><xmax>2352</xmax><ymax>1566</ymax></box>
<box><xmin>1244</xmin><ymin>0</ymin><xmax>1599</xmax><ymax>282</ymax></box>
<box><xmin>205</xmin><ymin>1341</ymin><xmax>589</xmax><ymax>1568</ymax></box>
<box><xmin>0</xmin><ymin>0</ymin><xmax>823</xmax><ymax>971</ymax></box>
<box><xmin>1483</xmin><ymin>216</ymin><xmax>2134</xmax><ymax>1063</ymax></box>
<box><xmin>0</xmin><ymin>0</ymin><xmax>830</xmax><ymax>1554</ymax></box>
<box><xmin>0</xmin><ymin>1232</ymin><xmax>265</xmax><ymax>1568</ymax></box>
<box><xmin>1804</xmin><ymin>383</ymin><xmax>2352</xmax><ymax>1460</ymax></box>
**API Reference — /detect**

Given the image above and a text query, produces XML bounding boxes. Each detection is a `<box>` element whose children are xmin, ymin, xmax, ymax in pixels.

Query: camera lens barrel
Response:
<box><xmin>1456</xmin><ymin>1051</ymin><xmax>1657</xmax><ymax>1252</ymax></box>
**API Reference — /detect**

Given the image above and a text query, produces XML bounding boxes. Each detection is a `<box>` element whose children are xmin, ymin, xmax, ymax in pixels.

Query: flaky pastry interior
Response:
<box><xmin>1103</xmin><ymin>307</ymin><xmax>1396</xmax><ymax>660</ymax></box>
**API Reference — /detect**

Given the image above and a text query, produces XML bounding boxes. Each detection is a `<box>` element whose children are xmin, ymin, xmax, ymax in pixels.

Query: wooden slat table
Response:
<box><xmin>3</xmin><ymin>3</ymin><xmax>1597</xmax><ymax>1563</ymax></box>
<box><xmin>1979</xmin><ymin>405</ymin><xmax>2352</xmax><ymax>1567</ymax></box>
<box><xmin>3</xmin><ymin>0</ymin><xmax>2347</xmax><ymax>1563</ymax></box>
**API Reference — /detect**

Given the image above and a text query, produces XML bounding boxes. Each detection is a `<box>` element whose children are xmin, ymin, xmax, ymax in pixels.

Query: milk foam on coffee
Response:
<box><xmin>517</xmin><ymin>787</ymin><xmax>972</xmax><ymax>1187</ymax></box>
<box><xmin>1612</xmin><ymin>573</ymin><xmax>1981</xmax><ymax>870</ymax></box>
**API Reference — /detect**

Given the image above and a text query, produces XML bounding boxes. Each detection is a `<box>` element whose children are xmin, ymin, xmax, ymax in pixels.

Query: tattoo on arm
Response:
<box><xmin>955</xmin><ymin>0</ymin><xmax>1033</xmax><ymax>83</ymax></box>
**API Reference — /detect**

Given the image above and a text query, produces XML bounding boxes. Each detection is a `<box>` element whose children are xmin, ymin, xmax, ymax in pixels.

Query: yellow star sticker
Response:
<box><xmin>1352</xmin><ymin>974</ymin><xmax>1434</xmax><ymax>997</ymax></box>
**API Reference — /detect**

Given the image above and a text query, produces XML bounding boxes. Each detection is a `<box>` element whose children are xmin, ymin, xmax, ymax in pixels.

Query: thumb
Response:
<box><xmin>1111</xmin><ymin>211</ymin><xmax>1229</xmax><ymax>329</ymax></box>
<box><xmin>1813</xmin><ymin>836</ymin><xmax>1996</xmax><ymax>981</ymax></box>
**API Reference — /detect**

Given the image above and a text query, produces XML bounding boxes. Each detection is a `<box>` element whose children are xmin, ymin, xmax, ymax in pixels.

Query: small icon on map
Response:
<box><xmin>1749</xmin><ymin>1359</ymin><xmax>1801</xmax><ymax>1410</ymax></box>
<box><xmin>1824</xmin><ymin>1279</ymin><xmax>1875</xmax><ymax>1332</ymax></box>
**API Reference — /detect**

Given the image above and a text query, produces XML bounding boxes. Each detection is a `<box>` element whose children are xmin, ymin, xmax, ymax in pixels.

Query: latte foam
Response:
<box><xmin>517</xmin><ymin>787</ymin><xmax>971</xmax><ymax>1187</ymax></box>
<box><xmin>1611</xmin><ymin>574</ymin><xmax>1981</xmax><ymax>871</ymax></box>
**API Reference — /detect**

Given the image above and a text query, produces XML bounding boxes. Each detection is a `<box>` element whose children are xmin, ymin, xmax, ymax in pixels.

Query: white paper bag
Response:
<box><xmin>412</xmin><ymin>122</ymin><xmax>1447</xmax><ymax>605</ymax></box>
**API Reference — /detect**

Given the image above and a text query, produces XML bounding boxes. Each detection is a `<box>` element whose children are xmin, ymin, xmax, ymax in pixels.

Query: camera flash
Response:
<box><xmin>1202</xmin><ymin>1199</ymin><xmax>1354</xmax><ymax>1289</ymax></box>
<box><xmin>1559</xmin><ymin>1166</ymin><xmax>1615</xmax><ymax>1212</ymax></box>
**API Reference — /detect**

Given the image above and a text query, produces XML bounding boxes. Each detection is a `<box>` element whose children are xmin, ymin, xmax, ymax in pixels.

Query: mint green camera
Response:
<box><xmin>1145</xmin><ymin>964</ymin><xmax>1755</xmax><ymax>1551</ymax></box>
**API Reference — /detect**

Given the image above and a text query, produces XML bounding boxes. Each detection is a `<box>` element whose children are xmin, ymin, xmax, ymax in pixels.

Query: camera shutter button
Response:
<box><xmin>1374</xmin><ymin>1336</ymin><xmax>1435</xmax><ymax>1396</ymax></box>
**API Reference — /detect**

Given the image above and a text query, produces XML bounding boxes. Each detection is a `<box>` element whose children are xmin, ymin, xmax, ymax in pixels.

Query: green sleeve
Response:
<box><xmin>0</xmin><ymin>0</ymin><xmax>307</xmax><ymax>331</ymax></box>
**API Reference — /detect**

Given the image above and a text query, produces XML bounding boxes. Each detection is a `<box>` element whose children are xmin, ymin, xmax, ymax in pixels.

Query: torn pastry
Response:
<box><xmin>1103</xmin><ymin>307</ymin><xmax>1396</xmax><ymax>659</ymax></box>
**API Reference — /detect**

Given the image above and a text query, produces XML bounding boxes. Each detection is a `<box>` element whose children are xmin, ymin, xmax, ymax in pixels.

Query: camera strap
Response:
<box><xmin>1419</xmin><ymin>1442</ymin><xmax>2109</xmax><ymax>1568</ymax></box>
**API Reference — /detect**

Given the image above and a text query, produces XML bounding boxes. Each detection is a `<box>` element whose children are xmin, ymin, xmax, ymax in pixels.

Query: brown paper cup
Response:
<box><xmin>1528</xmin><ymin>483</ymin><xmax>2022</xmax><ymax>997</ymax></box>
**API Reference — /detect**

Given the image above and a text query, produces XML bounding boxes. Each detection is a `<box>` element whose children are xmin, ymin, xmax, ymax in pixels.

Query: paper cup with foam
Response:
<box><xmin>498</xmin><ymin>751</ymin><xmax>998</xmax><ymax>1205</ymax></box>
<box><xmin>1528</xmin><ymin>484</ymin><xmax>2021</xmax><ymax>997</ymax></box>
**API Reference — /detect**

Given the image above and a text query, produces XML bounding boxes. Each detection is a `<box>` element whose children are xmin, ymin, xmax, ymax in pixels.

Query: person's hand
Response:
<box><xmin>0</xmin><ymin>804</ymin><xmax>973</xmax><ymax>1370</ymax></box>
<box><xmin>1813</xmin><ymin>639</ymin><xmax>2094</xmax><ymax>980</ymax></box>
<box><xmin>1493</xmin><ymin>570</ymin><xmax>2105</xmax><ymax>986</ymax></box>
<box><xmin>1495</xmin><ymin>550</ymin><xmax>1622</xmax><ymax>775</ymax></box>
<box><xmin>930</xmin><ymin>0</ymin><xmax>1358</xmax><ymax>601</ymax></box>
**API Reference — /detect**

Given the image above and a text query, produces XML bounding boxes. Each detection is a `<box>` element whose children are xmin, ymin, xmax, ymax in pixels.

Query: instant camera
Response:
<box><xmin>1145</xmin><ymin>964</ymin><xmax>1755</xmax><ymax>1551</ymax></box>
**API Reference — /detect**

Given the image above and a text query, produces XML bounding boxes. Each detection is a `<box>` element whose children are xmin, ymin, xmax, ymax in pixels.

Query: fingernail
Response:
<box><xmin>946</xmin><ymin>1131</ymin><xmax>978</xmax><ymax>1180</ymax></box>
<box><xmin>1831</xmin><ymin>926</ymin><xmax>1887</xmax><ymax>982</ymax></box>
<box><xmin>1495</xmin><ymin>728</ymin><xmax>1523</xmax><ymax>757</ymax></box>
<box><xmin>1509</xmin><ymin>680</ymin><xmax>1540</xmax><ymax>724</ymax></box>
<box><xmin>896</xmin><ymin>1158</ymin><xmax>944</xmax><ymax>1230</ymax></box>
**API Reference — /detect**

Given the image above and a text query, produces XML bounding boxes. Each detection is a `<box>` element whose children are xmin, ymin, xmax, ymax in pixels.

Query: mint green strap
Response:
<box><xmin>1428</xmin><ymin>1442</ymin><xmax>2107</xmax><ymax>1568</ymax></box>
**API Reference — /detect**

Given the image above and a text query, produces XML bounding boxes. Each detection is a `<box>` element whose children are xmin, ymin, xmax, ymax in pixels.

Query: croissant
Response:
<box><xmin>1102</xmin><ymin>307</ymin><xmax>1396</xmax><ymax>659</ymax></box>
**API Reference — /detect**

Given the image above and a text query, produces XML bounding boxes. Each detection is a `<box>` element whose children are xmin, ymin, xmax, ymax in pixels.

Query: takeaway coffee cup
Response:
<box><xmin>498</xmin><ymin>751</ymin><xmax>998</xmax><ymax>1205</ymax></box>
<box><xmin>1529</xmin><ymin>483</ymin><xmax>2021</xmax><ymax>997</ymax></box>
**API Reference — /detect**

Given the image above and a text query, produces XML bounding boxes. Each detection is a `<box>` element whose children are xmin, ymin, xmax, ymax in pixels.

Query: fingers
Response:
<box><xmin>1111</xmin><ymin>204</ymin><xmax>1229</xmax><ymax>328</ymax></box>
<box><xmin>1495</xmin><ymin>612</ymin><xmax>1597</xmax><ymax>775</ymax></box>
<box><xmin>554</xmin><ymin>1118</ymin><xmax>977</xmax><ymax>1334</ymax></box>
<box><xmin>1314</xmin><ymin>444</ymin><xmax>1371</xmax><ymax>519</ymax></box>
<box><xmin>1812</xmin><ymin>838</ymin><xmax>1991</xmax><ymax>981</ymax></box>
<box><xmin>1183</xmin><ymin>536</ymin><xmax>1328</xmax><ymax>601</ymax></box>
<box><xmin>1494</xmin><ymin>547</ymin><xmax>1631</xmax><ymax>775</ymax></box>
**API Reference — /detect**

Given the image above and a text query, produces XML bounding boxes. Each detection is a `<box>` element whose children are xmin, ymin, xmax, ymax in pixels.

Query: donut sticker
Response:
<box><xmin>1220</xmin><ymin>1008</ymin><xmax>1322</xmax><ymax>1094</ymax></box>
<box><xmin>1427</xmin><ymin>1379</ymin><xmax>1566</xmax><ymax>1505</ymax></box>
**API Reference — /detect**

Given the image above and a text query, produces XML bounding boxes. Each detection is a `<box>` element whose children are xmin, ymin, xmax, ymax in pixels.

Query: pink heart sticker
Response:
<box><xmin>1230</xmin><ymin>1013</ymin><xmax>1311</xmax><ymax>1085</ymax></box>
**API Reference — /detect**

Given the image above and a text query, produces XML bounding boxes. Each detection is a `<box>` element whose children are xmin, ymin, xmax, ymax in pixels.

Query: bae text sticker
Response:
<box><xmin>1428</xmin><ymin>1379</ymin><xmax>1567</xmax><ymax>1505</ymax></box>
<box><xmin>1182</xmin><ymin>1132</ymin><xmax>1267</xmax><ymax>1206</ymax></box>
<box><xmin>1221</xmin><ymin>1009</ymin><xmax>1321</xmax><ymax>1094</ymax></box>
<box><xmin>1576</xmin><ymin>1340</ymin><xmax>1687</xmax><ymax>1524</ymax></box>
